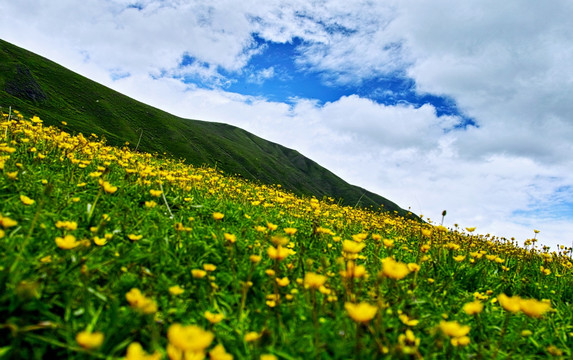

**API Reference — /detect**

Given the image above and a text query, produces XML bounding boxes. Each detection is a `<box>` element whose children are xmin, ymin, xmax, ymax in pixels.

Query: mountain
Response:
<box><xmin>0</xmin><ymin>39</ymin><xmax>414</xmax><ymax>218</ymax></box>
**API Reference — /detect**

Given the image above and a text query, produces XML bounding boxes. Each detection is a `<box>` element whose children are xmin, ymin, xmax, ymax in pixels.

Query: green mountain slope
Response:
<box><xmin>0</xmin><ymin>38</ymin><xmax>413</xmax><ymax>217</ymax></box>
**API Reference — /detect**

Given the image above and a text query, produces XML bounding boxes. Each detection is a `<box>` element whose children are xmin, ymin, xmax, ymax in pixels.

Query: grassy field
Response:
<box><xmin>1</xmin><ymin>110</ymin><xmax>573</xmax><ymax>359</ymax></box>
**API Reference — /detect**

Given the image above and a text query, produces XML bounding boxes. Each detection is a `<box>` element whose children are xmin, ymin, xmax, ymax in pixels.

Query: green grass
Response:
<box><xmin>0</xmin><ymin>39</ymin><xmax>411</xmax><ymax>216</ymax></box>
<box><xmin>1</xmin><ymin>110</ymin><xmax>573</xmax><ymax>359</ymax></box>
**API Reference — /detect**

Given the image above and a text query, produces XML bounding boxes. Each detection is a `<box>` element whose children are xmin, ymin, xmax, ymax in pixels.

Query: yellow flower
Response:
<box><xmin>283</xmin><ymin>227</ymin><xmax>297</xmax><ymax>235</ymax></box>
<box><xmin>6</xmin><ymin>171</ymin><xmax>18</xmax><ymax>180</ymax></box>
<box><xmin>453</xmin><ymin>255</ymin><xmax>466</xmax><ymax>262</ymax></box>
<box><xmin>209</xmin><ymin>344</ymin><xmax>233</xmax><ymax>360</ymax></box>
<box><xmin>20</xmin><ymin>195</ymin><xmax>35</xmax><ymax>205</ymax></box>
<box><xmin>439</xmin><ymin>321</ymin><xmax>470</xmax><ymax>338</ymax></box>
<box><xmin>76</xmin><ymin>330</ymin><xmax>104</xmax><ymax>349</ymax></box>
<box><xmin>381</xmin><ymin>257</ymin><xmax>410</xmax><ymax>280</ymax></box>
<box><xmin>203</xmin><ymin>264</ymin><xmax>217</xmax><ymax>272</ymax></box>
<box><xmin>128</xmin><ymin>234</ymin><xmax>143</xmax><ymax>241</ymax></box>
<box><xmin>144</xmin><ymin>201</ymin><xmax>157</xmax><ymax>208</ymax></box>
<box><xmin>451</xmin><ymin>336</ymin><xmax>470</xmax><ymax>347</ymax></box>
<box><xmin>267</xmin><ymin>245</ymin><xmax>289</xmax><ymax>261</ymax></box>
<box><xmin>168</xmin><ymin>323</ymin><xmax>214</xmax><ymax>353</ymax></box>
<box><xmin>224</xmin><ymin>233</ymin><xmax>236</xmax><ymax>243</ymax></box>
<box><xmin>399</xmin><ymin>314</ymin><xmax>419</xmax><ymax>327</ymax></box>
<box><xmin>352</xmin><ymin>233</ymin><xmax>368</xmax><ymax>242</ymax></box>
<box><xmin>169</xmin><ymin>285</ymin><xmax>184</xmax><ymax>296</ymax></box>
<box><xmin>383</xmin><ymin>239</ymin><xmax>394</xmax><ymax>247</ymax></box>
<box><xmin>149</xmin><ymin>189</ymin><xmax>162</xmax><ymax>197</ymax></box>
<box><xmin>465</xmin><ymin>227</ymin><xmax>476</xmax><ymax>232</ymax></box>
<box><xmin>266</xmin><ymin>222</ymin><xmax>278</xmax><ymax>231</ymax></box>
<box><xmin>498</xmin><ymin>293</ymin><xmax>521</xmax><ymax>313</ymax></box>
<box><xmin>125</xmin><ymin>288</ymin><xmax>157</xmax><ymax>314</ymax></box>
<box><xmin>342</xmin><ymin>240</ymin><xmax>366</xmax><ymax>254</ymax></box>
<box><xmin>100</xmin><ymin>180</ymin><xmax>118</xmax><ymax>194</ymax></box>
<box><xmin>0</xmin><ymin>215</ymin><xmax>18</xmax><ymax>229</ymax></box>
<box><xmin>421</xmin><ymin>228</ymin><xmax>432</xmax><ymax>237</ymax></box>
<box><xmin>519</xmin><ymin>298</ymin><xmax>552</xmax><ymax>318</ymax></box>
<box><xmin>407</xmin><ymin>263</ymin><xmax>421</xmax><ymax>272</ymax></box>
<box><xmin>463</xmin><ymin>300</ymin><xmax>484</xmax><ymax>315</ymax></box>
<box><xmin>125</xmin><ymin>342</ymin><xmax>161</xmax><ymax>360</ymax></box>
<box><xmin>192</xmin><ymin>269</ymin><xmax>207</xmax><ymax>278</ymax></box>
<box><xmin>304</xmin><ymin>272</ymin><xmax>327</xmax><ymax>289</ymax></box>
<box><xmin>204</xmin><ymin>311</ymin><xmax>225</xmax><ymax>324</ymax></box>
<box><xmin>93</xmin><ymin>236</ymin><xmax>107</xmax><ymax>246</ymax></box>
<box><xmin>212</xmin><ymin>212</ymin><xmax>224</xmax><ymax>220</ymax></box>
<box><xmin>55</xmin><ymin>234</ymin><xmax>80</xmax><ymax>249</ymax></box>
<box><xmin>276</xmin><ymin>277</ymin><xmax>290</xmax><ymax>287</ymax></box>
<box><xmin>260</xmin><ymin>355</ymin><xmax>277</xmax><ymax>360</ymax></box>
<box><xmin>55</xmin><ymin>220</ymin><xmax>77</xmax><ymax>231</ymax></box>
<box><xmin>249</xmin><ymin>255</ymin><xmax>262</xmax><ymax>263</ymax></box>
<box><xmin>244</xmin><ymin>332</ymin><xmax>261</xmax><ymax>342</ymax></box>
<box><xmin>345</xmin><ymin>302</ymin><xmax>378</xmax><ymax>323</ymax></box>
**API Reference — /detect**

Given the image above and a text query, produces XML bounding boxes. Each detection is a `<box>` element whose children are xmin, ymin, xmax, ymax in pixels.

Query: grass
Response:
<box><xmin>0</xmin><ymin>39</ymin><xmax>411</xmax><ymax>215</ymax></box>
<box><xmin>1</xmin><ymin>109</ymin><xmax>573</xmax><ymax>359</ymax></box>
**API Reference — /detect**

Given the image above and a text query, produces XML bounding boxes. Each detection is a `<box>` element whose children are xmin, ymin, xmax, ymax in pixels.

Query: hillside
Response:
<box><xmin>0</xmin><ymin>39</ymin><xmax>413</xmax><ymax>218</ymax></box>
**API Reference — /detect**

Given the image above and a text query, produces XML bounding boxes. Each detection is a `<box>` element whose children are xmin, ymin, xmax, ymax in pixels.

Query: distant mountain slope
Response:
<box><xmin>0</xmin><ymin>39</ymin><xmax>414</xmax><ymax>217</ymax></box>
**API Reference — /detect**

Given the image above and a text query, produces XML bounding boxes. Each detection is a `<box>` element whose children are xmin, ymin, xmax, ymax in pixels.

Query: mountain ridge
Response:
<box><xmin>0</xmin><ymin>38</ymin><xmax>414</xmax><ymax>218</ymax></box>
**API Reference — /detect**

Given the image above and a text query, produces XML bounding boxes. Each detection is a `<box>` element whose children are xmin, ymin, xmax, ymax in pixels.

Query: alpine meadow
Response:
<box><xmin>1</xmin><ymin>41</ymin><xmax>573</xmax><ymax>359</ymax></box>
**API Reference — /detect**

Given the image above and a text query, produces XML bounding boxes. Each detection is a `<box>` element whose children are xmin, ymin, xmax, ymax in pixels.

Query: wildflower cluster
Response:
<box><xmin>0</xmin><ymin>110</ymin><xmax>572</xmax><ymax>359</ymax></box>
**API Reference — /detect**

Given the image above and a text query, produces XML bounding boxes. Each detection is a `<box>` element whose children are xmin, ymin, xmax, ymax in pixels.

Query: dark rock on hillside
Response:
<box><xmin>4</xmin><ymin>65</ymin><xmax>47</xmax><ymax>103</ymax></box>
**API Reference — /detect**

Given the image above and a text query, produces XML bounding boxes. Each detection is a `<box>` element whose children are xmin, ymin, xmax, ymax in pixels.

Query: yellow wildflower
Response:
<box><xmin>267</xmin><ymin>245</ymin><xmax>289</xmax><ymax>261</ymax></box>
<box><xmin>383</xmin><ymin>239</ymin><xmax>394</xmax><ymax>248</ymax></box>
<box><xmin>284</xmin><ymin>227</ymin><xmax>297</xmax><ymax>235</ymax></box>
<box><xmin>260</xmin><ymin>355</ymin><xmax>278</xmax><ymax>360</ymax></box>
<box><xmin>224</xmin><ymin>233</ymin><xmax>236</xmax><ymax>243</ymax></box>
<box><xmin>192</xmin><ymin>269</ymin><xmax>207</xmax><ymax>278</ymax></box>
<box><xmin>212</xmin><ymin>212</ymin><xmax>224</xmax><ymax>220</ymax></box>
<box><xmin>342</xmin><ymin>240</ymin><xmax>366</xmax><ymax>254</ymax></box>
<box><xmin>203</xmin><ymin>264</ymin><xmax>216</xmax><ymax>272</ymax></box>
<box><xmin>125</xmin><ymin>288</ymin><xmax>157</xmax><ymax>314</ymax></box>
<box><xmin>407</xmin><ymin>263</ymin><xmax>421</xmax><ymax>272</ymax></box>
<box><xmin>149</xmin><ymin>189</ymin><xmax>162</xmax><ymax>197</ymax></box>
<box><xmin>0</xmin><ymin>215</ymin><xmax>18</xmax><ymax>228</ymax></box>
<box><xmin>209</xmin><ymin>344</ymin><xmax>233</xmax><ymax>360</ymax></box>
<box><xmin>463</xmin><ymin>300</ymin><xmax>484</xmax><ymax>315</ymax></box>
<box><xmin>167</xmin><ymin>323</ymin><xmax>213</xmax><ymax>353</ymax></box>
<box><xmin>169</xmin><ymin>285</ymin><xmax>185</xmax><ymax>296</ymax></box>
<box><xmin>76</xmin><ymin>330</ymin><xmax>104</xmax><ymax>349</ymax></box>
<box><xmin>304</xmin><ymin>272</ymin><xmax>327</xmax><ymax>289</ymax></box>
<box><xmin>55</xmin><ymin>235</ymin><xmax>80</xmax><ymax>250</ymax></box>
<box><xmin>276</xmin><ymin>277</ymin><xmax>290</xmax><ymax>287</ymax></box>
<box><xmin>144</xmin><ymin>201</ymin><xmax>157</xmax><ymax>208</ymax></box>
<box><xmin>249</xmin><ymin>255</ymin><xmax>262</xmax><ymax>263</ymax></box>
<box><xmin>519</xmin><ymin>298</ymin><xmax>552</xmax><ymax>318</ymax></box>
<box><xmin>439</xmin><ymin>321</ymin><xmax>470</xmax><ymax>338</ymax></box>
<box><xmin>204</xmin><ymin>311</ymin><xmax>225</xmax><ymax>324</ymax></box>
<box><xmin>244</xmin><ymin>332</ymin><xmax>261</xmax><ymax>342</ymax></box>
<box><xmin>381</xmin><ymin>257</ymin><xmax>410</xmax><ymax>280</ymax></box>
<box><xmin>93</xmin><ymin>236</ymin><xmax>107</xmax><ymax>246</ymax></box>
<box><xmin>498</xmin><ymin>293</ymin><xmax>521</xmax><ymax>313</ymax></box>
<box><xmin>266</xmin><ymin>222</ymin><xmax>278</xmax><ymax>231</ymax></box>
<box><xmin>100</xmin><ymin>180</ymin><xmax>118</xmax><ymax>194</ymax></box>
<box><xmin>453</xmin><ymin>255</ymin><xmax>466</xmax><ymax>262</ymax></box>
<box><xmin>125</xmin><ymin>342</ymin><xmax>162</xmax><ymax>360</ymax></box>
<box><xmin>20</xmin><ymin>195</ymin><xmax>35</xmax><ymax>205</ymax></box>
<box><xmin>55</xmin><ymin>220</ymin><xmax>77</xmax><ymax>231</ymax></box>
<box><xmin>345</xmin><ymin>302</ymin><xmax>378</xmax><ymax>323</ymax></box>
<box><xmin>128</xmin><ymin>234</ymin><xmax>143</xmax><ymax>241</ymax></box>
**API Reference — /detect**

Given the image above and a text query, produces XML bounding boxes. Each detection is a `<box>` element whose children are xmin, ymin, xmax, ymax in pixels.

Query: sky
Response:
<box><xmin>2</xmin><ymin>0</ymin><xmax>573</xmax><ymax>250</ymax></box>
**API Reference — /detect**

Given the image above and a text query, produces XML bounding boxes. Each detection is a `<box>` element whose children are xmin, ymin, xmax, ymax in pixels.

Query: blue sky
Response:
<box><xmin>2</xmin><ymin>0</ymin><xmax>573</xmax><ymax>249</ymax></box>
